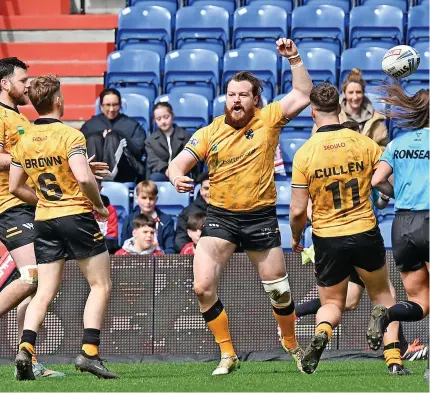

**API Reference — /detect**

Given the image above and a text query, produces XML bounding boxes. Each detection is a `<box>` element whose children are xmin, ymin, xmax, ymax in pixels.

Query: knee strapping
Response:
<box><xmin>262</xmin><ymin>274</ymin><xmax>291</xmax><ymax>307</ymax></box>
<box><xmin>19</xmin><ymin>265</ymin><xmax>38</xmax><ymax>285</ymax></box>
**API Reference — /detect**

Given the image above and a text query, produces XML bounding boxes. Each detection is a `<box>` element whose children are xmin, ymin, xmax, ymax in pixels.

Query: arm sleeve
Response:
<box><xmin>66</xmin><ymin>132</ymin><xmax>87</xmax><ymax>159</ymax></box>
<box><xmin>379</xmin><ymin>141</ymin><xmax>393</xmax><ymax>169</ymax></box>
<box><xmin>183</xmin><ymin>127</ymin><xmax>210</xmax><ymax>162</ymax></box>
<box><xmin>291</xmin><ymin>150</ymin><xmax>308</xmax><ymax>189</ymax></box>
<box><xmin>259</xmin><ymin>101</ymin><xmax>290</xmax><ymax>129</ymax></box>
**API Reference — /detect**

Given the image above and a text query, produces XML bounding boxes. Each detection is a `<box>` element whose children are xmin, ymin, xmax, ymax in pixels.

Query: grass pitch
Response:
<box><xmin>0</xmin><ymin>360</ymin><xmax>427</xmax><ymax>392</ymax></box>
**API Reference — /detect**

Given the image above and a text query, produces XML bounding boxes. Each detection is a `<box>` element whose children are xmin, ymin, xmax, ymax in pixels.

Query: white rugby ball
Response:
<box><xmin>382</xmin><ymin>45</ymin><xmax>420</xmax><ymax>79</ymax></box>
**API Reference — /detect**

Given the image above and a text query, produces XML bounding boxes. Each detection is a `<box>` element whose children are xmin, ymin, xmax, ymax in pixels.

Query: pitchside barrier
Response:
<box><xmin>0</xmin><ymin>252</ymin><xmax>428</xmax><ymax>357</ymax></box>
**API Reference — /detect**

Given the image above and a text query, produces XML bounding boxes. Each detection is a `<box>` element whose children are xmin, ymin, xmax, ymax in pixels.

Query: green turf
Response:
<box><xmin>0</xmin><ymin>360</ymin><xmax>427</xmax><ymax>392</ymax></box>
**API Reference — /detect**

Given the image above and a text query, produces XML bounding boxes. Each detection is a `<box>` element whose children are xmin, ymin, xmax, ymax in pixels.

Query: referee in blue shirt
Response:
<box><xmin>368</xmin><ymin>81</ymin><xmax>429</xmax><ymax>380</ymax></box>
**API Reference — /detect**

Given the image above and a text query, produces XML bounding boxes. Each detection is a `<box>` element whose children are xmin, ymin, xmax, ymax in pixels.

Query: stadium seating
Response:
<box><xmin>105</xmin><ymin>49</ymin><xmax>161</xmax><ymax>102</ymax></box>
<box><xmin>281</xmin><ymin>47</ymin><xmax>337</xmax><ymax>93</ymax></box>
<box><xmin>278</xmin><ymin>218</ymin><xmax>292</xmax><ymax>250</ymax></box>
<box><xmin>174</xmin><ymin>5</ymin><xmax>229</xmax><ymax>58</ymax></box>
<box><xmin>121</xmin><ymin>93</ymin><xmax>151</xmax><ymax>135</ymax></box>
<box><xmin>378</xmin><ymin>217</ymin><xmax>393</xmax><ymax>249</ymax></box>
<box><xmin>155</xmin><ymin>93</ymin><xmax>210</xmax><ymax>133</ymax></box>
<box><xmin>302</xmin><ymin>0</ymin><xmax>351</xmax><ymax>15</ymax></box>
<box><xmin>279</xmin><ymin>132</ymin><xmax>307</xmax><ymax>173</ymax></box>
<box><xmin>117</xmin><ymin>5</ymin><xmax>172</xmax><ymax>59</ymax></box>
<box><xmin>245</xmin><ymin>0</ymin><xmax>294</xmax><ymax>14</ymax></box>
<box><xmin>152</xmin><ymin>182</ymin><xmax>190</xmax><ymax>216</ymax></box>
<box><xmin>273</xmin><ymin>94</ymin><xmax>313</xmax><ymax>135</ymax></box>
<box><xmin>213</xmin><ymin>94</ymin><xmax>268</xmax><ymax>118</ymax></box>
<box><xmin>275</xmin><ymin>180</ymin><xmax>291</xmax><ymax>216</ymax></box>
<box><xmin>128</xmin><ymin>0</ymin><xmax>178</xmax><ymax>17</ymax></box>
<box><xmin>357</xmin><ymin>0</ymin><xmax>408</xmax><ymax>13</ymax></box>
<box><xmin>349</xmin><ymin>5</ymin><xmax>404</xmax><ymax>49</ymax></box>
<box><xmin>185</xmin><ymin>0</ymin><xmax>238</xmax><ymax>16</ymax></box>
<box><xmin>366</xmin><ymin>92</ymin><xmax>387</xmax><ymax>114</ymax></box>
<box><xmin>164</xmin><ymin>49</ymin><xmax>220</xmax><ymax>101</ymax></box>
<box><xmin>303</xmin><ymin>225</ymin><xmax>313</xmax><ymax>248</ymax></box>
<box><xmin>402</xmin><ymin>49</ymin><xmax>429</xmax><ymax>94</ymax></box>
<box><xmin>340</xmin><ymin>47</ymin><xmax>387</xmax><ymax>88</ymax></box>
<box><xmin>407</xmin><ymin>4</ymin><xmax>429</xmax><ymax>48</ymax></box>
<box><xmin>101</xmin><ymin>181</ymin><xmax>130</xmax><ymax>236</ymax></box>
<box><xmin>232</xmin><ymin>5</ymin><xmax>288</xmax><ymax>53</ymax></box>
<box><xmin>222</xmin><ymin>48</ymin><xmax>278</xmax><ymax>100</ymax></box>
<box><xmin>291</xmin><ymin>5</ymin><xmax>346</xmax><ymax>57</ymax></box>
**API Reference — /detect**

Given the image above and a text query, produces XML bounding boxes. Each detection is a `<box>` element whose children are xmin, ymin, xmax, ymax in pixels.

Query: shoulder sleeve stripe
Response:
<box><xmin>11</xmin><ymin>160</ymin><xmax>22</xmax><ymax>168</ymax></box>
<box><xmin>0</xmin><ymin>143</ymin><xmax>3</xmax><ymax>148</ymax></box>
<box><xmin>184</xmin><ymin>147</ymin><xmax>199</xmax><ymax>162</ymax></box>
<box><xmin>68</xmin><ymin>150</ymin><xmax>86</xmax><ymax>159</ymax></box>
<box><xmin>291</xmin><ymin>183</ymin><xmax>308</xmax><ymax>189</ymax></box>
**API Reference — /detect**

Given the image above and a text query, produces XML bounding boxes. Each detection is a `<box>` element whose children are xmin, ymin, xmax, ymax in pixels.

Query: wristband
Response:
<box><xmin>172</xmin><ymin>176</ymin><xmax>181</xmax><ymax>187</ymax></box>
<box><xmin>287</xmin><ymin>54</ymin><xmax>300</xmax><ymax>60</ymax></box>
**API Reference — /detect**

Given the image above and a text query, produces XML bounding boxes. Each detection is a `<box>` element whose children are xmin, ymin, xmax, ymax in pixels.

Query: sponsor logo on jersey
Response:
<box><xmin>189</xmin><ymin>138</ymin><xmax>199</xmax><ymax>147</ymax></box>
<box><xmin>245</xmin><ymin>129</ymin><xmax>254</xmax><ymax>140</ymax></box>
<box><xmin>33</xmin><ymin>136</ymin><xmax>47</xmax><ymax>142</ymax></box>
<box><xmin>17</xmin><ymin>126</ymin><xmax>24</xmax><ymax>135</ymax></box>
<box><xmin>323</xmin><ymin>142</ymin><xmax>346</xmax><ymax>151</ymax></box>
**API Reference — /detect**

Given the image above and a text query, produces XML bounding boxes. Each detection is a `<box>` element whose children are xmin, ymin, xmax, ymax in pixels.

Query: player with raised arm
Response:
<box><xmin>369</xmin><ymin>82</ymin><xmax>429</xmax><ymax>382</ymax></box>
<box><xmin>289</xmin><ymin>83</ymin><xmax>410</xmax><ymax>375</ymax></box>
<box><xmin>9</xmin><ymin>75</ymin><xmax>118</xmax><ymax>380</ymax></box>
<box><xmin>168</xmin><ymin>38</ymin><xmax>313</xmax><ymax>375</ymax></box>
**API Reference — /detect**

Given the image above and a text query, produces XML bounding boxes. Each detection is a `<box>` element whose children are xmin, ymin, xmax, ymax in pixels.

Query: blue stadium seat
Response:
<box><xmin>121</xmin><ymin>93</ymin><xmax>151</xmax><ymax>135</ymax></box>
<box><xmin>281</xmin><ymin>48</ymin><xmax>336</xmax><ymax>93</ymax></box>
<box><xmin>366</xmin><ymin>92</ymin><xmax>387</xmax><ymax>114</ymax></box>
<box><xmin>153</xmin><ymin>182</ymin><xmax>191</xmax><ymax>216</ymax></box>
<box><xmin>302</xmin><ymin>0</ymin><xmax>351</xmax><ymax>15</ymax></box>
<box><xmin>291</xmin><ymin>5</ymin><xmax>346</xmax><ymax>57</ymax></box>
<box><xmin>340</xmin><ymin>47</ymin><xmax>387</xmax><ymax>89</ymax></box>
<box><xmin>275</xmin><ymin>180</ymin><xmax>291</xmax><ymax>216</ymax></box>
<box><xmin>303</xmin><ymin>226</ymin><xmax>313</xmax><ymax>248</ymax></box>
<box><xmin>389</xmin><ymin>119</ymin><xmax>411</xmax><ymax>140</ymax></box>
<box><xmin>175</xmin><ymin>6</ymin><xmax>229</xmax><ymax>58</ymax></box>
<box><xmin>349</xmin><ymin>5</ymin><xmax>404</xmax><ymax>49</ymax></box>
<box><xmin>273</xmin><ymin>94</ymin><xmax>313</xmax><ymax>136</ymax></box>
<box><xmin>245</xmin><ymin>0</ymin><xmax>294</xmax><ymax>14</ymax></box>
<box><xmin>412</xmin><ymin>41</ymin><xmax>430</xmax><ymax>58</ymax></box>
<box><xmin>105</xmin><ymin>50</ymin><xmax>161</xmax><ymax>102</ymax></box>
<box><xmin>402</xmin><ymin>49</ymin><xmax>429</xmax><ymax>94</ymax></box>
<box><xmin>407</xmin><ymin>5</ymin><xmax>429</xmax><ymax>48</ymax></box>
<box><xmin>233</xmin><ymin>5</ymin><xmax>288</xmax><ymax>53</ymax></box>
<box><xmin>278</xmin><ymin>218</ymin><xmax>292</xmax><ymax>250</ymax></box>
<box><xmin>117</xmin><ymin>5</ymin><xmax>172</xmax><ymax>59</ymax></box>
<box><xmin>185</xmin><ymin>0</ymin><xmax>238</xmax><ymax>17</ymax></box>
<box><xmin>279</xmin><ymin>132</ymin><xmax>307</xmax><ymax>173</ymax></box>
<box><xmin>155</xmin><ymin>93</ymin><xmax>210</xmax><ymax>133</ymax></box>
<box><xmin>101</xmin><ymin>182</ymin><xmax>130</xmax><ymax>236</ymax></box>
<box><xmin>164</xmin><ymin>49</ymin><xmax>220</xmax><ymax>101</ymax></box>
<box><xmin>378</xmin><ymin>217</ymin><xmax>393</xmax><ymax>249</ymax></box>
<box><xmin>357</xmin><ymin>0</ymin><xmax>408</xmax><ymax>14</ymax></box>
<box><xmin>222</xmin><ymin>48</ymin><xmax>278</xmax><ymax>101</ymax></box>
<box><xmin>128</xmin><ymin>0</ymin><xmax>178</xmax><ymax>17</ymax></box>
<box><xmin>213</xmin><ymin>94</ymin><xmax>268</xmax><ymax>118</ymax></box>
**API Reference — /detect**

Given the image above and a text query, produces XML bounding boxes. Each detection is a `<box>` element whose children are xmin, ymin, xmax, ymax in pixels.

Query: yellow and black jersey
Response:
<box><xmin>292</xmin><ymin>124</ymin><xmax>381</xmax><ymax>237</ymax></box>
<box><xmin>184</xmin><ymin>101</ymin><xmax>289</xmax><ymax>212</ymax></box>
<box><xmin>0</xmin><ymin>102</ymin><xmax>32</xmax><ymax>214</ymax></box>
<box><xmin>11</xmin><ymin>118</ymin><xmax>93</xmax><ymax>221</ymax></box>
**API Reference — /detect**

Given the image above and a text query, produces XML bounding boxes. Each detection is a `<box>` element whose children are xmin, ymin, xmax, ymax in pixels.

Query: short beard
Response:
<box><xmin>9</xmin><ymin>85</ymin><xmax>28</xmax><ymax>106</ymax></box>
<box><xmin>224</xmin><ymin>105</ymin><xmax>255</xmax><ymax>129</ymax></box>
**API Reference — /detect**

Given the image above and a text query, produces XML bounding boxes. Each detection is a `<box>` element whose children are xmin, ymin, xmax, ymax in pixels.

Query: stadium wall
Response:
<box><xmin>0</xmin><ymin>252</ymin><xmax>427</xmax><ymax>357</ymax></box>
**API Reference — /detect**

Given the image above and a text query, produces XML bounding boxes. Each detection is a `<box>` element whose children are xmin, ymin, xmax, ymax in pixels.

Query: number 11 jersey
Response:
<box><xmin>11</xmin><ymin>118</ymin><xmax>92</xmax><ymax>221</ymax></box>
<box><xmin>292</xmin><ymin>124</ymin><xmax>381</xmax><ymax>237</ymax></box>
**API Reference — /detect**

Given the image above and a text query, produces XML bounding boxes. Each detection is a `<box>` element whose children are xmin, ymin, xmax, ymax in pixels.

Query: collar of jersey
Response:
<box><xmin>34</xmin><ymin>118</ymin><xmax>63</xmax><ymax>125</ymax></box>
<box><xmin>0</xmin><ymin>101</ymin><xmax>19</xmax><ymax>114</ymax></box>
<box><xmin>316</xmin><ymin>123</ymin><xmax>344</xmax><ymax>133</ymax></box>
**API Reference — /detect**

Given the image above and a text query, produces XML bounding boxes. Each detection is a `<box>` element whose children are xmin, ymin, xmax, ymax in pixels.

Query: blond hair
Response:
<box><xmin>136</xmin><ymin>180</ymin><xmax>158</xmax><ymax>198</ymax></box>
<box><xmin>28</xmin><ymin>74</ymin><xmax>61</xmax><ymax>115</ymax></box>
<box><xmin>342</xmin><ymin>68</ymin><xmax>366</xmax><ymax>94</ymax></box>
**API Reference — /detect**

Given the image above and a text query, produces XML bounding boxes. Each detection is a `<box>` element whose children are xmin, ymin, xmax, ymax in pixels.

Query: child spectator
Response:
<box><xmin>180</xmin><ymin>212</ymin><xmax>206</xmax><ymax>255</ymax></box>
<box><xmin>115</xmin><ymin>214</ymin><xmax>164</xmax><ymax>256</ymax></box>
<box><xmin>121</xmin><ymin>181</ymin><xmax>176</xmax><ymax>254</ymax></box>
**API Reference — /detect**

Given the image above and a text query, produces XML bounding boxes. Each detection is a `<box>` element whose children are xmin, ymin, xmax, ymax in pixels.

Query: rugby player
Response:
<box><xmin>9</xmin><ymin>75</ymin><xmax>118</xmax><ymax>380</ymax></box>
<box><xmin>168</xmin><ymin>38</ymin><xmax>313</xmax><ymax>375</ymax></box>
<box><xmin>289</xmin><ymin>83</ymin><xmax>410</xmax><ymax>375</ymax></box>
<box><xmin>369</xmin><ymin>82</ymin><xmax>429</xmax><ymax>382</ymax></box>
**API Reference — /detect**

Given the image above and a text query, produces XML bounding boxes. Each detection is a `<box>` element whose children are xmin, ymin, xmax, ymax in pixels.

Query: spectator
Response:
<box><xmin>312</xmin><ymin>69</ymin><xmax>388</xmax><ymax>149</ymax></box>
<box><xmin>175</xmin><ymin>172</ymin><xmax>209</xmax><ymax>252</ymax></box>
<box><xmin>115</xmin><ymin>214</ymin><xmax>164</xmax><ymax>256</ymax></box>
<box><xmin>121</xmin><ymin>181</ymin><xmax>176</xmax><ymax>254</ymax></box>
<box><xmin>145</xmin><ymin>102</ymin><xmax>193</xmax><ymax>181</ymax></box>
<box><xmin>81</xmin><ymin>88</ymin><xmax>146</xmax><ymax>182</ymax></box>
<box><xmin>180</xmin><ymin>212</ymin><xmax>206</xmax><ymax>255</ymax></box>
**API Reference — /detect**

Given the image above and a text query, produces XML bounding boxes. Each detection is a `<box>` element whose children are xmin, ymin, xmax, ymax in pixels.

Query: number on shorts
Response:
<box><xmin>38</xmin><ymin>173</ymin><xmax>63</xmax><ymax>201</ymax></box>
<box><xmin>325</xmin><ymin>178</ymin><xmax>360</xmax><ymax>210</ymax></box>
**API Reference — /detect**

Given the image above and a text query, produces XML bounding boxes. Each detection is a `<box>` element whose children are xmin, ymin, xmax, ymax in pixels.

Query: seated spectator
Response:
<box><xmin>121</xmin><ymin>180</ymin><xmax>176</xmax><ymax>254</ymax></box>
<box><xmin>81</xmin><ymin>88</ymin><xmax>146</xmax><ymax>182</ymax></box>
<box><xmin>145</xmin><ymin>102</ymin><xmax>194</xmax><ymax>181</ymax></box>
<box><xmin>175</xmin><ymin>172</ymin><xmax>209</xmax><ymax>252</ymax></box>
<box><xmin>312</xmin><ymin>69</ymin><xmax>388</xmax><ymax>149</ymax></box>
<box><xmin>115</xmin><ymin>214</ymin><xmax>164</xmax><ymax>256</ymax></box>
<box><xmin>180</xmin><ymin>212</ymin><xmax>206</xmax><ymax>255</ymax></box>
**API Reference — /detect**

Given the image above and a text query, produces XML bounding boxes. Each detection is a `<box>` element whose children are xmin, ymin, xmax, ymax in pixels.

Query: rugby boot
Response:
<box><xmin>301</xmin><ymin>331</ymin><xmax>329</xmax><ymax>374</ymax></box>
<box><xmin>212</xmin><ymin>354</ymin><xmax>239</xmax><ymax>376</ymax></box>
<box><xmin>75</xmin><ymin>353</ymin><xmax>119</xmax><ymax>379</ymax></box>
<box><xmin>15</xmin><ymin>347</ymin><xmax>35</xmax><ymax>381</ymax></box>
<box><xmin>367</xmin><ymin>305</ymin><xmax>389</xmax><ymax>351</ymax></box>
<box><xmin>281</xmin><ymin>339</ymin><xmax>305</xmax><ymax>373</ymax></box>
<box><xmin>388</xmin><ymin>363</ymin><xmax>412</xmax><ymax>375</ymax></box>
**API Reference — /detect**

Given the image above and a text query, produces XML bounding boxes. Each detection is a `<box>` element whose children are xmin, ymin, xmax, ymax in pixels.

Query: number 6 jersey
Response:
<box><xmin>292</xmin><ymin>124</ymin><xmax>381</xmax><ymax>237</ymax></box>
<box><xmin>11</xmin><ymin>118</ymin><xmax>92</xmax><ymax>221</ymax></box>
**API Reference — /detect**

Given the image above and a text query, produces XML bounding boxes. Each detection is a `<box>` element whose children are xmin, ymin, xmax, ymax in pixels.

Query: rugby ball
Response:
<box><xmin>382</xmin><ymin>45</ymin><xmax>420</xmax><ymax>79</ymax></box>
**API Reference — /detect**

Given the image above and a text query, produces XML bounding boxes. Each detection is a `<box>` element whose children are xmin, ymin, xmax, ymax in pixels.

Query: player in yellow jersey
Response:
<box><xmin>168</xmin><ymin>38</ymin><xmax>313</xmax><ymax>375</ymax></box>
<box><xmin>0</xmin><ymin>57</ymin><xmax>66</xmax><ymax>378</ymax></box>
<box><xmin>9</xmin><ymin>75</ymin><xmax>118</xmax><ymax>380</ymax></box>
<box><xmin>289</xmin><ymin>83</ymin><xmax>410</xmax><ymax>375</ymax></box>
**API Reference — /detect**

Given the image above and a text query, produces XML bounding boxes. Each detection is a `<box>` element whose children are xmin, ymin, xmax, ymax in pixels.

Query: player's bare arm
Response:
<box><xmin>372</xmin><ymin>161</ymin><xmax>395</xmax><ymax>198</ymax></box>
<box><xmin>276</xmin><ymin>38</ymin><xmax>313</xmax><ymax>120</ymax></box>
<box><xmin>8</xmin><ymin>164</ymin><xmax>38</xmax><ymax>205</ymax></box>
<box><xmin>168</xmin><ymin>150</ymin><xmax>196</xmax><ymax>193</ymax></box>
<box><xmin>290</xmin><ymin>187</ymin><xmax>309</xmax><ymax>253</ymax></box>
<box><xmin>69</xmin><ymin>154</ymin><xmax>109</xmax><ymax>219</ymax></box>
